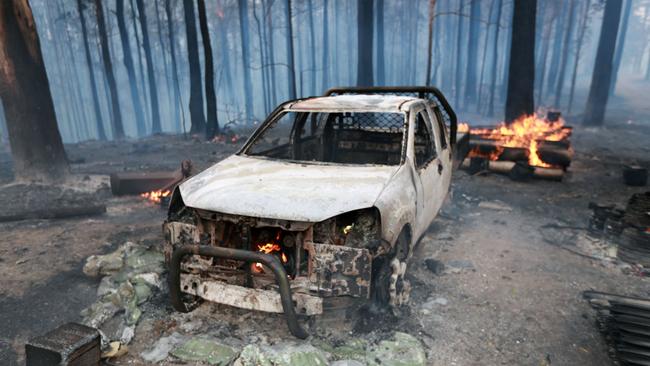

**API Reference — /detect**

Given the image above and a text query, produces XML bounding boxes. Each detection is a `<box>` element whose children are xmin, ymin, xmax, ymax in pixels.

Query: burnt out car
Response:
<box><xmin>164</xmin><ymin>87</ymin><xmax>458</xmax><ymax>338</ymax></box>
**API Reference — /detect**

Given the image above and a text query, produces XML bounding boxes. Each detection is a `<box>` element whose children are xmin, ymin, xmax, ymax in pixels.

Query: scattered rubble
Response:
<box><xmin>171</xmin><ymin>338</ymin><xmax>239</xmax><ymax>365</ymax></box>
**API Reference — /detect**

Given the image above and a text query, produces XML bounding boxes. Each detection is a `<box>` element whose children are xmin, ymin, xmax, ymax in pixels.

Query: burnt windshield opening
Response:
<box><xmin>242</xmin><ymin>111</ymin><xmax>406</xmax><ymax>165</ymax></box>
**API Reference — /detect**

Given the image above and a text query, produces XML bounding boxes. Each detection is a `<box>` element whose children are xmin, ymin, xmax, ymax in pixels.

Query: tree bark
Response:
<box><xmin>76</xmin><ymin>0</ymin><xmax>106</xmax><ymax>141</ymax></box>
<box><xmin>238</xmin><ymin>0</ymin><xmax>254</xmax><ymax>120</ymax></box>
<box><xmin>197</xmin><ymin>0</ymin><xmax>219</xmax><ymax>138</ymax></box>
<box><xmin>182</xmin><ymin>0</ymin><xmax>206</xmax><ymax>134</ymax></box>
<box><xmin>356</xmin><ymin>0</ymin><xmax>374</xmax><ymax>86</ymax></box>
<box><xmin>165</xmin><ymin>0</ymin><xmax>183</xmax><ymax>132</ymax></box>
<box><xmin>505</xmin><ymin>0</ymin><xmax>536</xmax><ymax>123</ymax></box>
<box><xmin>583</xmin><ymin>0</ymin><xmax>623</xmax><ymax>126</ymax></box>
<box><xmin>135</xmin><ymin>0</ymin><xmax>162</xmax><ymax>133</ymax></box>
<box><xmin>284</xmin><ymin>0</ymin><xmax>296</xmax><ymax>99</ymax></box>
<box><xmin>116</xmin><ymin>0</ymin><xmax>147</xmax><ymax>137</ymax></box>
<box><xmin>95</xmin><ymin>0</ymin><xmax>125</xmax><ymax>139</ymax></box>
<box><xmin>0</xmin><ymin>0</ymin><xmax>69</xmax><ymax>181</ymax></box>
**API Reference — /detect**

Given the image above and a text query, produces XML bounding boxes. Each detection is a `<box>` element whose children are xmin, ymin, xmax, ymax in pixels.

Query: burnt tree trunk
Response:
<box><xmin>76</xmin><ymin>0</ymin><xmax>106</xmax><ymax>141</ymax></box>
<box><xmin>238</xmin><ymin>0</ymin><xmax>254</xmax><ymax>121</ymax></box>
<box><xmin>322</xmin><ymin>0</ymin><xmax>330</xmax><ymax>90</ymax></box>
<box><xmin>454</xmin><ymin>0</ymin><xmax>464</xmax><ymax>108</ymax></box>
<box><xmin>356</xmin><ymin>0</ymin><xmax>374</xmax><ymax>86</ymax></box>
<box><xmin>0</xmin><ymin>0</ymin><xmax>69</xmax><ymax>181</ymax></box>
<box><xmin>265</xmin><ymin>2</ymin><xmax>277</xmax><ymax>105</ymax></box>
<box><xmin>116</xmin><ymin>0</ymin><xmax>147</xmax><ymax>137</ymax></box>
<box><xmin>307</xmin><ymin>0</ymin><xmax>316</xmax><ymax>95</ymax></box>
<box><xmin>553</xmin><ymin>0</ymin><xmax>577</xmax><ymax>108</ymax></box>
<box><xmin>505</xmin><ymin>0</ymin><xmax>536</xmax><ymax>123</ymax></box>
<box><xmin>583</xmin><ymin>0</ymin><xmax>623</xmax><ymax>126</ymax></box>
<box><xmin>375</xmin><ymin>0</ymin><xmax>384</xmax><ymax>86</ymax></box>
<box><xmin>285</xmin><ymin>0</ymin><xmax>296</xmax><ymax>99</ymax></box>
<box><xmin>95</xmin><ymin>0</ymin><xmax>125</xmax><ymax>139</ymax></box>
<box><xmin>182</xmin><ymin>0</ymin><xmax>206</xmax><ymax>135</ymax></box>
<box><xmin>165</xmin><ymin>0</ymin><xmax>183</xmax><ymax>132</ymax></box>
<box><xmin>610</xmin><ymin>0</ymin><xmax>632</xmax><ymax>96</ymax></box>
<box><xmin>135</xmin><ymin>0</ymin><xmax>162</xmax><ymax>133</ymax></box>
<box><xmin>487</xmin><ymin>0</ymin><xmax>503</xmax><ymax>117</ymax></box>
<box><xmin>464</xmin><ymin>0</ymin><xmax>481</xmax><ymax>105</ymax></box>
<box><xmin>130</xmin><ymin>0</ymin><xmax>149</xmax><ymax>129</ymax></box>
<box><xmin>567</xmin><ymin>0</ymin><xmax>591</xmax><ymax>113</ymax></box>
<box><xmin>197</xmin><ymin>0</ymin><xmax>219</xmax><ymax>138</ymax></box>
<box><xmin>425</xmin><ymin>0</ymin><xmax>437</xmax><ymax>86</ymax></box>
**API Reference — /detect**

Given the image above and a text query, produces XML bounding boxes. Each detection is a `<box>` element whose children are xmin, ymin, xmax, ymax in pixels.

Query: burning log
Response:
<box><xmin>468</xmin><ymin>137</ymin><xmax>572</xmax><ymax>168</ymax></box>
<box><xmin>461</xmin><ymin>159</ymin><xmax>564</xmax><ymax>181</ymax></box>
<box><xmin>110</xmin><ymin>160</ymin><xmax>192</xmax><ymax>197</ymax></box>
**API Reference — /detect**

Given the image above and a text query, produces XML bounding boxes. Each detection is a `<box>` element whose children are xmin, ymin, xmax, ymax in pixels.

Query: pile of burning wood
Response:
<box><xmin>460</xmin><ymin>112</ymin><xmax>572</xmax><ymax>181</ymax></box>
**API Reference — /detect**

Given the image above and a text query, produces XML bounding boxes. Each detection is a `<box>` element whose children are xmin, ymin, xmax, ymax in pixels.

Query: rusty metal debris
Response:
<box><xmin>26</xmin><ymin>322</ymin><xmax>100</xmax><ymax>366</ymax></box>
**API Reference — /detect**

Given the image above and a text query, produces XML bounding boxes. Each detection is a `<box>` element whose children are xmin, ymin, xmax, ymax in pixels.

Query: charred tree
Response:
<box><xmin>610</xmin><ymin>0</ymin><xmax>632</xmax><ymax>95</ymax></box>
<box><xmin>135</xmin><ymin>0</ymin><xmax>162</xmax><ymax>133</ymax></box>
<box><xmin>265</xmin><ymin>2</ymin><xmax>277</xmax><ymax>105</ymax></box>
<box><xmin>154</xmin><ymin>0</ymin><xmax>174</xmax><ymax>122</ymax></box>
<box><xmin>165</xmin><ymin>0</ymin><xmax>182</xmax><ymax>132</ymax></box>
<box><xmin>238</xmin><ymin>0</ymin><xmax>254</xmax><ymax>120</ymax></box>
<box><xmin>252</xmin><ymin>1</ymin><xmax>270</xmax><ymax>114</ymax></box>
<box><xmin>544</xmin><ymin>1</ymin><xmax>568</xmax><ymax>101</ymax></box>
<box><xmin>285</xmin><ymin>0</ymin><xmax>296</xmax><ymax>99</ymax></box>
<box><xmin>322</xmin><ymin>0</ymin><xmax>330</xmax><ymax>90</ymax></box>
<box><xmin>375</xmin><ymin>0</ymin><xmax>384</xmax><ymax>85</ymax></box>
<box><xmin>0</xmin><ymin>0</ymin><xmax>69</xmax><ymax>181</ymax></box>
<box><xmin>583</xmin><ymin>0</ymin><xmax>623</xmax><ymax>126</ymax></box>
<box><xmin>464</xmin><ymin>0</ymin><xmax>481</xmax><ymax>105</ymax></box>
<box><xmin>567</xmin><ymin>0</ymin><xmax>591</xmax><ymax>113</ymax></box>
<box><xmin>116</xmin><ymin>0</ymin><xmax>147</xmax><ymax>137</ymax></box>
<box><xmin>357</xmin><ymin>0</ymin><xmax>374</xmax><ymax>87</ymax></box>
<box><xmin>307</xmin><ymin>0</ymin><xmax>316</xmax><ymax>95</ymax></box>
<box><xmin>505</xmin><ymin>0</ymin><xmax>536</xmax><ymax>123</ymax></box>
<box><xmin>130</xmin><ymin>0</ymin><xmax>149</xmax><ymax>128</ymax></box>
<box><xmin>425</xmin><ymin>0</ymin><xmax>437</xmax><ymax>86</ymax></box>
<box><xmin>197</xmin><ymin>0</ymin><xmax>219</xmax><ymax>138</ymax></box>
<box><xmin>76</xmin><ymin>0</ymin><xmax>106</xmax><ymax>141</ymax></box>
<box><xmin>183</xmin><ymin>0</ymin><xmax>206</xmax><ymax>134</ymax></box>
<box><xmin>553</xmin><ymin>0</ymin><xmax>577</xmax><ymax>107</ymax></box>
<box><xmin>95</xmin><ymin>0</ymin><xmax>125</xmax><ymax>139</ymax></box>
<box><xmin>487</xmin><ymin>0</ymin><xmax>503</xmax><ymax>116</ymax></box>
<box><xmin>454</xmin><ymin>0</ymin><xmax>465</xmax><ymax>108</ymax></box>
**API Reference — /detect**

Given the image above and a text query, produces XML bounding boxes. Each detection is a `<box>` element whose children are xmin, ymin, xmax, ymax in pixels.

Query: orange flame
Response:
<box><xmin>466</xmin><ymin>114</ymin><xmax>570</xmax><ymax>167</ymax></box>
<box><xmin>252</xmin><ymin>241</ymin><xmax>288</xmax><ymax>274</ymax></box>
<box><xmin>140</xmin><ymin>190</ymin><xmax>171</xmax><ymax>203</ymax></box>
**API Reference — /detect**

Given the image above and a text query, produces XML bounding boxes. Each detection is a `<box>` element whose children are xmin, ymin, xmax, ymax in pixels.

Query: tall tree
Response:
<box><xmin>135</xmin><ymin>0</ymin><xmax>162</xmax><ymax>133</ymax></box>
<box><xmin>0</xmin><ymin>0</ymin><xmax>69</xmax><ymax>181</ymax></box>
<box><xmin>487</xmin><ymin>0</ymin><xmax>503</xmax><ymax>116</ymax></box>
<box><xmin>583</xmin><ymin>0</ymin><xmax>623</xmax><ymax>126</ymax></box>
<box><xmin>264</xmin><ymin>2</ymin><xmax>277</xmax><ymax>105</ymax></box>
<box><xmin>238</xmin><ymin>0</ymin><xmax>254</xmax><ymax>120</ymax></box>
<box><xmin>567</xmin><ymin>0</ymin><xmax>591</xmax><ymax>113</ymax></box>
<box><xmin>182</xmin><ymin>0</ymin><xmax>206</xmax><ymax>134</ymax></box>
<box><xmin>116</xmin><ymin>0</ymin><xmax>147</xmax><ymax>137</ymax></box>
<box><xmin>76</xmin><ymin>0</ymin><xmax>107</xmax><ymax>141</ymax></box>
<box><xmin>553</xmin><ymin>0</ymin><xmax>577</xmax><ymax>107</ymax></box>
<box><xmin>504</xmin><ymin>0</ymin><xmax>536</xmax><ymax>123</ymax></box>
<box><xmin>425</xmin><ymin>0</ymin><xmax>437</xmax><ymax>86</ymax></box>
<box><xmin>307</xmin><ymin>0</ymin><xmax>316</xmax><ymax>95</ymax></box>
<box><xmin>454</xmin><ymin>0</ymin><xmax>465</xmax><ymax>107</ymax></box>
<box><xmin>357</xmin><ymin>0</ymin><xmax>374</xmax><ymax>86</ymax></box>
<box><xmin>544</xmin><ymin>1</ymin><xmax>568</xmax><ymax>101</ymax></box>
<box><xmin>95</xmin><ymin>0</ymin><xmax>125</xmax><ymax>139</ymax></box>
<box><xmin>284</xmin><ymin>0</ymin><xmax>297</xmax><ymax>99</ymax></box>
<box><xmin>197</xmin><ymin>0</ymin><xmax>219</xmax><ymax>138</ymax></box>
<box><xmin>165</xmin><ymin>0</ymin><xmax>183</xmax><ymax>132</ymax></box>
<box><xmin>464</xmin><ymin>0</ymin><xmax>481</xmax><ymax>105</ymax></box>
<box><xmin>322</xmin><ymin>0</ymin><xmax>330</xmax><ymax>90</ymax></box>
<box><xmin>610</xmin><ymin>0</ymin><xmax>633</xmax><ymax>95</ymax></box>
<box><xmin>130</xmin><ymin>0</ymin><xmax>149</xmax><ymax>128</ymax></box>
<box><xmin>375</xmin><ymin>0</ymin><xmax>384</xmax><ymax>85</ymax></box>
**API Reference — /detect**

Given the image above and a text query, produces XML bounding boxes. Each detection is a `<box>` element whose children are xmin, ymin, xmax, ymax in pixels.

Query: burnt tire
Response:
<box><xmin>371</xmin><ymin>229</ymin><xmax>412</xmax><ymax>310</ymax></box>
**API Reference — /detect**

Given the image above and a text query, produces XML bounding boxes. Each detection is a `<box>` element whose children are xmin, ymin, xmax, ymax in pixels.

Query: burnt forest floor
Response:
<box><xmin>1</xmin><ymin>86</ymin><xmax>650</xmax><ymax>365</ymax></box>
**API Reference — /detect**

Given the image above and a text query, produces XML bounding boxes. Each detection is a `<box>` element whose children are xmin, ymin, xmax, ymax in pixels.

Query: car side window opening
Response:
<box><xmin>431</xmin><ymin>106</ymin><xmax>448</xmax><ymax>149</ymax></box>
<box><xmin>244</xmin><ymin>110</ymin><xmax>406</xmax><ymax>166</ymax></box>
<box><xmin>414</xmin><ymin>110</ymin><xmax>437</xmax><ymax>169</ymax></box>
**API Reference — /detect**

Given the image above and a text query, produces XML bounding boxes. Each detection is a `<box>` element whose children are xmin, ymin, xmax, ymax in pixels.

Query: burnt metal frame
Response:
<box><xmin>169</xmin><ymin>244</ymin><xmax>309</xmax><ymax>339</ymax></box>
<box><xmin>323</xmin><ymin>86</ymin><xmax>458</xmax><ymax>146</ymax></box>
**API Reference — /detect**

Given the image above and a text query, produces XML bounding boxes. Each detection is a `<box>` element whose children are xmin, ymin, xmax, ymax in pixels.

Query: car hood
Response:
<box><xmin>179</xmin><ymin>155</ymin><xmax>399</xmax><ymax>222</ymax></box>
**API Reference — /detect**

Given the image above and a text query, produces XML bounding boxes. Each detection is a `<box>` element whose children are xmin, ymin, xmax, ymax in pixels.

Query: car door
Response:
<box><xmin>426</xmin><ymin>104</ymin><xmax>452</xmax><ymax>205</ymax></box>
<box><xmin>411</xmin><ymin>106</ymin><xmax>443</xmax><ymax>238</ymax></box>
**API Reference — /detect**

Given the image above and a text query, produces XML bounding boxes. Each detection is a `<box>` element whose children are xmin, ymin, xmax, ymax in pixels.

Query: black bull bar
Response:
<box><xmin>168</xmin><ymin>244</ymin><xmax>309</xmax><ymax>339</ymax></box>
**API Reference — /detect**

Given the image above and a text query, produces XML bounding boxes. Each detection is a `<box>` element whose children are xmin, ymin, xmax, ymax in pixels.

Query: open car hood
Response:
<box><xmin>179</xmin><ymin>155</ymin><xmax>398</xmax><ymax>222</ymax></box>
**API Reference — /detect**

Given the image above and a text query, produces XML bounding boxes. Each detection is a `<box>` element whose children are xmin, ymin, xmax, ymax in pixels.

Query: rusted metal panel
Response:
<box><xmin>305</xmin><ymin>242</ymin><xmax>372</xmax><ymax>298</ymax></box>
<box><xmin>181</xmin><ymin>274</ymin><xmax>323</xmax><ymax>315</ymax></box>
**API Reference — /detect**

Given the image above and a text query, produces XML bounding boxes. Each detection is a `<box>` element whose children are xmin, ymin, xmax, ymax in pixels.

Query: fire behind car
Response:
<box><xmin>164</xmin><ymin>87</ymin><xmax>459</xmax><ymax>338</ymax></box>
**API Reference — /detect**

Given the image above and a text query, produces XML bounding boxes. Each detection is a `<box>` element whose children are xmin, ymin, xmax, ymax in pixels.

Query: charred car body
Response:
<box><xmin>164</xmin><ymin>87</ymin><xmax>458</xmax><ymax>338</ymax></box>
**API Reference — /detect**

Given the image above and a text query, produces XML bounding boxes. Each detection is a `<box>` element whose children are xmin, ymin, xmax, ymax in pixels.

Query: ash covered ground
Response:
<box><xmin>0</xmin><ymin>112</ymin><xmax>649</xmax><ymax>365</ymax></box>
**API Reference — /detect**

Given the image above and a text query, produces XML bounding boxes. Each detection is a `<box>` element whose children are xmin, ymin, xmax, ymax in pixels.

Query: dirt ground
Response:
<box><xmin>1</xmin><ymin>86</ymin><xmax>649</xmax><ymax>365</ymax></box>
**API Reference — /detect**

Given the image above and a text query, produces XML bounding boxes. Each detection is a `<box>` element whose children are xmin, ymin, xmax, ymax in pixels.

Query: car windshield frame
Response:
<box><xmin>238</xmin><ymin>107</ymin><xmax>409</xmax><ymax>167</ymax></box>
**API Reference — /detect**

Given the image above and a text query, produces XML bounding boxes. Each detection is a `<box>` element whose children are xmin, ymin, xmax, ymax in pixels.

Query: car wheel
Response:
<box><xmin>371</xmin><ymin>228</ymin><xmax>412</xmax><ymax>311</ymax></box>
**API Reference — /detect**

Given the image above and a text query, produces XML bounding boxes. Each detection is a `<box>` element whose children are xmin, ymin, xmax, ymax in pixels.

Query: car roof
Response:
<box><xmin>285</xmin><ymin>94</ymin><xmax>424</xmax><ymax>113</ymax></box>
